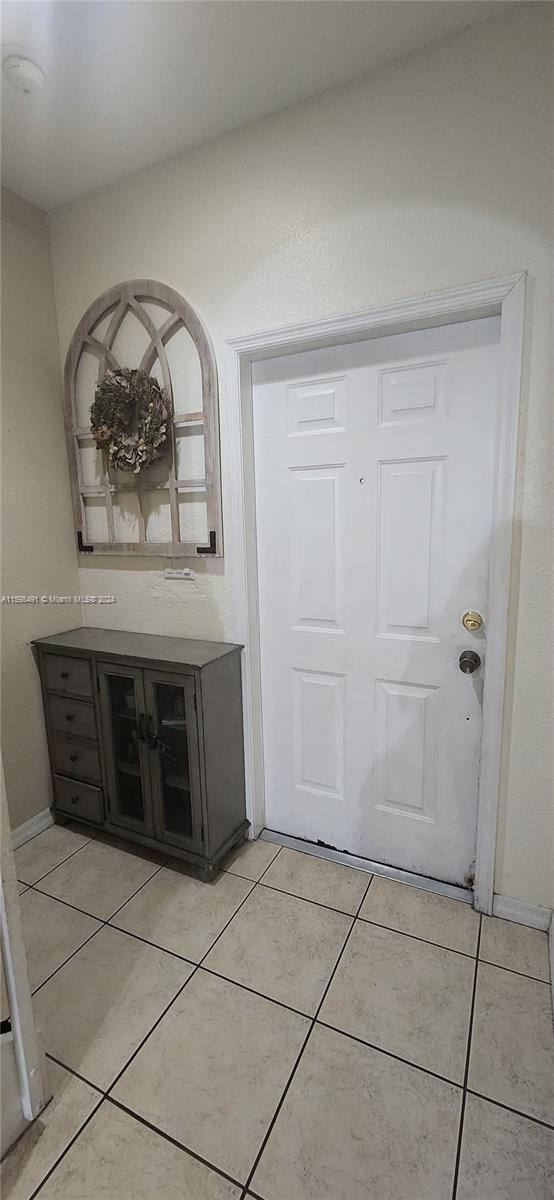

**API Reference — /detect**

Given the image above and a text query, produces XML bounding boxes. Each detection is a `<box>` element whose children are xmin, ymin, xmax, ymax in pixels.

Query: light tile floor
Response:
<box><xmin>2</xmin><ymin>827</ymin><xmax>553</xmax><ymax>1200</ymax></box>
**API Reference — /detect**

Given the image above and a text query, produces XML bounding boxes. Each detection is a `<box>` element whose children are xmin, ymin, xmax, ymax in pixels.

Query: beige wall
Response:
<box><xmin>47</xmin><ymin>5</ymin><xmax>552</xmax><ymax>906</ymax></box>
<box><xmin>1</xmin><ymin>188</ymin><xmax>81</xmax><ymax>830</ymax></box>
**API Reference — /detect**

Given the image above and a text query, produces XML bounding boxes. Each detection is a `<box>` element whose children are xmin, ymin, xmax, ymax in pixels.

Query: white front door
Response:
<box><xmin>252</xmin><ymin>317</ymin><xmax>500</xmax><ymax>886</ymax></box>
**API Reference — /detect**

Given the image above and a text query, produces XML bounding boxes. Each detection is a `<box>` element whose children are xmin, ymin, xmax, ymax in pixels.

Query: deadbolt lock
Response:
<box><xmin>461</xmin><ymin>610</ymin><xmax>484</xmax><ymax>632</ymax></box>
<box><xmin>459</xmin><ymin>650</ymin><xmax>481</xmax><ymax>674</ymax></box>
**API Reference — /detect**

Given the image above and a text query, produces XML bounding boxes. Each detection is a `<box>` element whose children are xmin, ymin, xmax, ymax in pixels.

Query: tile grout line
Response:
<box><xmin>314</xmin><ymin>1020</ymin><xmax>465</xmax><ymax>1090</ymax></box>
<box><xmin>32</xmin><ymin>873</ymin><xmax>551</xmax><ymax>995</ymax></box>
<box><xmin>451</xmin><ymin>912</ymin><xmax>482</xmax><ymax>1200</ymax></box>
<box><xmin>43</xmin><ymin>905</ymin><xmax>554</xmax><ymax>1128</ymax></box>
<box><xmin>104</xmin><ymin>871</ymin><xmax>260</xmax><ymax>1097</ymax></box>
<box><xmin>27</xmin><ymin>834</ymin><xmax>548</xmax><ymax>978</ymax></box>
<box><xmin>20</xmin><ymin>835</ymin><xmax>552</xmax><ymax>1193</ymax></box>
<box><xmin>49</xmin><ymin>956</ymin><xmax>531</xmax><ymax>1103</ymax></box>
<box><xmin>45</xmin><ymin>1052</ymin><xmax>105</xmax><ymax>1095</ymax></box>
<box><xmin>107</xmin><ymin>1096</ymin><xmax>246</xmax><ymax>1193</ymax></box>
<box><xmin>464</xmin><ymin>1088</ymin><xmax>554</xmax><ymax>1132</ymax></box>
<box><xmin>200</xmin><ymin>965</ymin><xmax>313</xmax><ymax>1021</ymax></box>
<box><xmin>476</xmin><ymin>957</ymin><xmax>551</xmax><ymax>986</ymax></box>
<box><xmin>31</xmin><ymin>925</ymin><xmax>104</xmax><ymax>999</ymax></box>
<box><xmin>16</xmin><ymin>829</ymin><xmax>97</xmax><ymax>889</ymax></box>
<box><xmin>28</xmin><ymin>843</ymin><xmax>268</xmax><ymax>1015</ymax></box>
<box><xmin>28</xmin><ymin>1096</ymin><xmax>105</xmax><ymax>1200</ymax></box>
<box><xmin>354</xmin><ymin>912</ymin><xmax>478</xmax><ymax>960</ymax></box>
<box><xmin>37</xmin><ymin>862</ymin><xmax>286</xmax><ymax>1200</ymax></box>
<box><xmin>33</xmin><ymin>864</ymin><xmax>370</xmax><ymax>1200</ymax></box>
<box><xmin>24</xmin><ymin>852</ymin><xmax>553</xmax><ymax>1200</ymax></box>
<box><xmin>30</xmin><ymin>860</ymin><xmax>169</xmax><ymax>1000</ymax></box>
<box><xmin>26</xmin><ymin>887</ymin><xmax>102</xmax><ymax>922</ymax></box>
<box><xmin>255</xmin><ymin>842</ymin><xmax>283</xmax><ymax>882</ymax></box>
<box><xmin>104</xmin><ymin>922</ymin><xmax>197</xmax><ymax>966</ymax></box>
<box><xmin>14</xmin><ymin>816</ymin><xmax>96</xmax><ymax>852</ymax></box>
<box><xmin>257</xmin><ymin>877</ymin><xmax>409</xmax><ymax>923</ymax></box>
<box><xmin>37</xmin><ymin>1065</ymin><xmax>248</xmax><ymax>1195</ymax></box>
<box><xmin>241</xmin><ymin>872</ymin><xmax>375</xmax><ymax>1195</ymax></box>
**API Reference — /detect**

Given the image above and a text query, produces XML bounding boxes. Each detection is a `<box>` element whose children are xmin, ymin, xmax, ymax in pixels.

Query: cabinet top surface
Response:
<box><xmin>33</xmin><ymin>627</ymin><xmax>243</xmax><ymax>668</ymax></box>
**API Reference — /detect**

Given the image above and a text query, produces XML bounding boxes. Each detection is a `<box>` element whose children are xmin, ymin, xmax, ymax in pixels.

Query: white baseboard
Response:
<box><xmin>492</xmin><ymin>893</ymin><xmax>552</xmax><ymax>931</ymax></box>
<box><xmin>11</xmin><ymin>808</ymin><xmax>54</xmax><ymax>850</ymax></box>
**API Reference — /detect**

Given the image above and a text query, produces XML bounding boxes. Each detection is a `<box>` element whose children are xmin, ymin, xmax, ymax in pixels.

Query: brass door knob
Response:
<box><xmin>462</xmin><ymin>610</ymin><xmax>484</xmax><ymax>632</ymax></box>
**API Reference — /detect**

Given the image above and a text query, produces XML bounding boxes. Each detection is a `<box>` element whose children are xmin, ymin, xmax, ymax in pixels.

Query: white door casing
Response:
<box><xmin>252</xmin><ymin>319</ymin><xmax>500</xmax><ymax>886</ymax></box>
<box><xmin>224</xmin><ymin>273</ymin><xmax>526</xmax><ymax>912</ymax></box>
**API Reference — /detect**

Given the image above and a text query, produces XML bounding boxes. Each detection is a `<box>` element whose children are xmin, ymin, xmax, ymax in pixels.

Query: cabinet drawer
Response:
<box><xmin>53</xmin><ymin>775</ymin><xmax>103</xmax><ymax>825</ymax></box>
<box><xmin>44</xmin><ymin>654</ymin><xmax>92</xmax><ymax>699</ymax></box>
<box><xmin>47</xmin><ymin>695</ymin><xmax>97</xmax><ymax>740</ymax></box>
<box><xmin>52</xmin><ymin>735</ymin><xmax>100</xmax><ymax>783</ymax></box>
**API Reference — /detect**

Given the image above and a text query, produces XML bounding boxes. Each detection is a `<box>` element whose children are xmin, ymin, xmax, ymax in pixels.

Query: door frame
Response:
<box><xmin>223</xmin><ymin>273</ymin><xmax>526</xmax><ymax>914</ymax></box>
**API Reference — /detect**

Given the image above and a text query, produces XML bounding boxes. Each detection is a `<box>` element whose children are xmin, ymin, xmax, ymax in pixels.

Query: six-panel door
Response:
<box><xmin>252</xmin><ymin>317</ymin><xmax>501</xmax><ymax>886</ymax></box>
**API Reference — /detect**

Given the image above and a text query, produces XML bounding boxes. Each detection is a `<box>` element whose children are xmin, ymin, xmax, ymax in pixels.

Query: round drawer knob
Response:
<box><xmin>71</xmin><ymin>796</ymin><xmax>80</xmax><ymax>805</ymax></box>
<box><xmin>69</xmin><ymin>753</ymin><xmax>78</xmax><ymax>763</ymax></box>
<box><xmin>61</xmin><ymin>671</ymin><xmax>70</xmax><ymax>680</ymax></box>
<box><xmin>65</xmin><ymin>714</ymin><xmax>74</xmax><ymax>722</ymax></box>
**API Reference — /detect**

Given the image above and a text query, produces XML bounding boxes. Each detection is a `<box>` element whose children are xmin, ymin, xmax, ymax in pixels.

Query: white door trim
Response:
<box><xmin>223</xmin><ymin>272</ymin><xmax>526</xmax><ymax>915</ymax></box>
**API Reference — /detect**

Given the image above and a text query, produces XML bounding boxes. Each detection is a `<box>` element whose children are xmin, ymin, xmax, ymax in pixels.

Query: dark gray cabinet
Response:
<box><xmin>33</xmin><ymin>628</ymin><xmax>248</xmax><ymax>879</ymax></box>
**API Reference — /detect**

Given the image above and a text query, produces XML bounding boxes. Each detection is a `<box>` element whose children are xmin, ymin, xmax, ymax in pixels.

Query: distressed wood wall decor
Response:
<box><xmin>64</xmin><ymin>279</ymin><xmax>222</xmax><ymax>557</ymax></box>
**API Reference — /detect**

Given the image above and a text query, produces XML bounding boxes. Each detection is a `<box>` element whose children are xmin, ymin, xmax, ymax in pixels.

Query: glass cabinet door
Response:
<box><xmin>97</xmin><ymin>665</ymin><xmax>153</xmax><ymax>834</ymax></box>
<box><xmin>143</xmin><ymin>671</ymin><xmax>202</xmax><ymax>850</ymax></box>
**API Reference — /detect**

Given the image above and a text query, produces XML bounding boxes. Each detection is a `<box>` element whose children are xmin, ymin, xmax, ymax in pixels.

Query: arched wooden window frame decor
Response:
<box><xmin>64</xmin><ymin>279</ymin><xmax>222</xmax><ymax>557</ymax></box>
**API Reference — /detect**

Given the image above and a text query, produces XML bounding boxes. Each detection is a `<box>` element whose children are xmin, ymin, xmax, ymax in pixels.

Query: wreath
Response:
<box><xmin>90</xmin><ymin>368</ymin><xmax>171</xmax><ymax>473</ymax></box>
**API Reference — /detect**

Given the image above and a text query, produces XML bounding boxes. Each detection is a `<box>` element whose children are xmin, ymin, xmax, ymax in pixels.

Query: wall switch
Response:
<box><xmin>164</xmin><ymin>567</ymin><xmax>195</xmax><ymax>580</ymax></box>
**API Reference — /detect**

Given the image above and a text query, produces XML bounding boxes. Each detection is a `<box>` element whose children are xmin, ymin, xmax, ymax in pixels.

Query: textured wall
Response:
<box><xmin>1</xmin><ymin>189</ymin><xmax>81</xmax><ymax>829</ymax></box>
<box><xmin>47</xmin><ymin>6</ymin><xmax>553</xmax><ymax>906</ymax></box>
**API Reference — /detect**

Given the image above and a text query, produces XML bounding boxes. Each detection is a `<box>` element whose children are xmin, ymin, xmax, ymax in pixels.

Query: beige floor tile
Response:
<box><xmin>469</xmin><ymin>962</ymin><xmax>554</xmax><ymax>1125</ymax></box>
<box><xmin>20</xmin><ymin>889</ymin><xmax>101</xmax><ymax>992</ymax></box>
<box><xmin>37</xmin><ymin>1102</ymin><xmax>241</xmax><ymax>1200</ymax></box>
<box><xmin>359</xmin><ymin>874</ymin><xmax>480</xmax><ymax>955</ymax></box>
<box><xmin>1</xmin><ymin>1060</ymin><xmax>99</xmax><ymax>1200</ymax></box>
<box><xmin>205</xmin><ymin>885</ymin><xmax>351</xmax><ymax>1015</ymax></box>
<box><xmin>14</xmin><ymin>824</ymin><xmax>93</xmax><ymax>885</ymax></box>
<box><xmin>457</xmin><ymin>1093</ymin><xmax>554</xmax><ymax>1200</ymax></box>
<box><xmin>252</xmin><ymin>1023</ymin><xmax>461</xmax><ymax>1200</ymax></box>
<box><xmin>112</xmin><ymin>863</ymin><xmax>254</xmax><ymax>961</ymax></box>
<box><xmin>262</xmin><ymin>848</ymin><xmax>369</xmax><ymax>915</ymax></box>
<box><xmin>480</xmin><ymin>915</ymin><xmax>550</xmax><ymax>981</ymax></box>
<box><xmin>112</xmin><ymin>969</ymin><xmax>310</xmax><ymax>1183</ymax></box>
<box><xmin>17</xmin><ymin>882</ymin><xmax>28</xmax><ymax>895</ymax></box>
<box><xmin>222</xmin><ymin>837</ymin><xmax>281</xmax><ymax>881</ymax></box>
<box><xmin>33</xmin><ymin>925</ymin><xmax>191</xmax><ymax>1089</ymax></box>
<box><xmin>37</xmin><ymin>837</ymin><xmax>164</xmax><ymax>920</ymax></box>
<box><xmin>319</xmin><ymin>919</ymin><xmax>473</xmax><ymax>1082</ymax></box>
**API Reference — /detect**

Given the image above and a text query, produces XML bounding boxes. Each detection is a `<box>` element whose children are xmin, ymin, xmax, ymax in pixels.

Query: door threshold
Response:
<box><xmin>259</xmin><ymin>829</ymin><xmax>473</xmax><ymax>904</ymax></box>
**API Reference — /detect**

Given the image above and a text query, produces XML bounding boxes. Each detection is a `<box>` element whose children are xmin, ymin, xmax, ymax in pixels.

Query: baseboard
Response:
<box><xmin>492</xmin><ymin>893</ymin><xmax>552</xmax><ymax>931</ymax></box>
<box><xmin>11</xmin><ymin>807</ymin><xmax>54</xmax><ymax>850</ymax></box>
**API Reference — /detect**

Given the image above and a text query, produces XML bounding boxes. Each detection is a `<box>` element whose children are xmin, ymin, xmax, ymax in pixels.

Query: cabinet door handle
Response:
<box><xmin>69</xmin><ymin>753</ymin><xmax>78</xmax><ymax>763</ymax></box>
<box><xmin>65</xmin><ymin>713</ymin><xmax>75</xmax><ymax>722</ymax></box>
<box><xmin>61</xmin><ymin>671</ymin><xmax>70</xmax><ymax>680</ymax></box>
<box><xmin>71</xmin><ymin>795</ymin><xmax>80</xmax><ymax>805</ymax></box>
<box><xmin>146</xmin><ymin>714</ymin><xmax>158</xmax><ymax>750</ymax></box>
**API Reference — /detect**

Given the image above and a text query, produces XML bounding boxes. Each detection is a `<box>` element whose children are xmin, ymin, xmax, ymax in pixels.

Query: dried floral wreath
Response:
<box><xmin>90</xmin><ymin>368</ymin><xmax>171</xmax><ymax>473</ymax></box>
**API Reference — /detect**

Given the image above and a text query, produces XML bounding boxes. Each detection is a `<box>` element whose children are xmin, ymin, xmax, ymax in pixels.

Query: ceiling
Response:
<box><xmin>1</xmin><ymin>1</ymin><xmax>511</xmax><ymax>211</ymax></box>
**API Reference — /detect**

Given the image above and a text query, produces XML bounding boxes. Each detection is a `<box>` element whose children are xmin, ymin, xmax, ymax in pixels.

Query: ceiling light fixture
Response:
<box><xmin>2</xmin><ymin>54</ymin><xmax>44</xmax><ymax>95</ymax></box>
